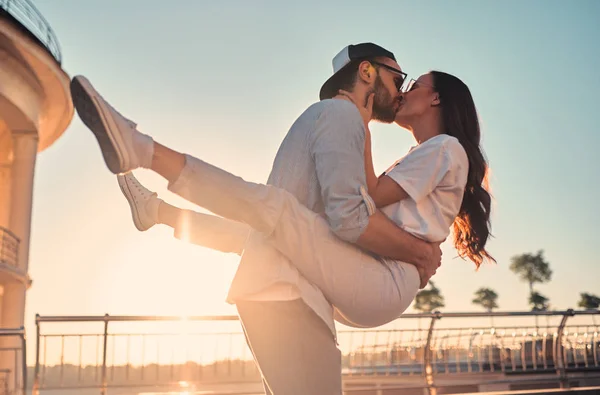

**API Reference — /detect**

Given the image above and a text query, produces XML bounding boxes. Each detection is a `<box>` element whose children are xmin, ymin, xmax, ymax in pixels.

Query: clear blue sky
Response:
<box><xmin>25</xmin><ymin>0</ymin><xmax>600</xmax><ymax>336</ymax></box>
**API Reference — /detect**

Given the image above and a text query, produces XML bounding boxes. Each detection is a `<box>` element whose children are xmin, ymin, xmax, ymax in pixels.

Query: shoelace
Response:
<box><xmin>129</xmin><ymin>178</ymin><xmax>156</xmax><ymax>200</ymax></box>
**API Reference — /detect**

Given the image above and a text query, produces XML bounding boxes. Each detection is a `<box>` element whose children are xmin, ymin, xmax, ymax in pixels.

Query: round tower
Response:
<box><xmin>0</xmin><ymin>1</ymin><xmax>72</xmax><ymax>392</ymax></box>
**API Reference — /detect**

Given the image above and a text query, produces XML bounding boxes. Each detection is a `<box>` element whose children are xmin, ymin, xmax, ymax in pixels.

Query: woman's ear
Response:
<box><xmin>431</xmin><ymin>93</ymin><xmax>441</xmax><ymax>107</ymax></box>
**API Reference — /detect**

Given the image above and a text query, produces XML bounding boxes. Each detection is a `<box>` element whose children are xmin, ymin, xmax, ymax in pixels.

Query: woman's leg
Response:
<box><xmin>73</xmin><ymin>75</ymin><xmax>419</xmax><ymax>326</ymax></box>
<box><xmin>162</xmin><ymin>205</ymin><xmax>250</xmax><ymax>255</ymax></box>
<box><xmin>118</xmin><ymin>172</ymin><xmax>414</xmax><ymax>327</ymax></box>
<box><xmin>117</xmin><ymin>172</ymin><xmax>250</xmax><ymax>255</ymax></box>
<box><xmin>162</xmin><ymin>153</ymin><xmax>419</xmax><ymax>326</ymax></box>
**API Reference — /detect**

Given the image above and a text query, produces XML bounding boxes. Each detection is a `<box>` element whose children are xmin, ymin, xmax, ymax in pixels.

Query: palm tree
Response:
<box><xmin>578</xmin><ymin>292</ymin><xmax>600</xmax><ymax>326</ymax></box>
<box><xmin>509</xmin><ymin>250</ymin><xmax>552</xmax><ymax>296</ymax></box>
<box><xmin>472</xmin><ymin>287</ymin><xmax>499</xmax><ymax>327</ymax></box>
<box><xmin>472</xmin><ymin>288</ymin><xmax>499</xmax><ymax>312</ymax></box>
<box><xmin>577</xmin><ymin>293</ymin><xmax>600</xmax><ymax>310</ymax></box>
<box><xmin>414</xmin><ymin>281</ymin><xmax>445</xmax><ymax>313</ymax></box>
<box><xmin>529</xmin><ymin>291</ymin><xmax>550</xmax><ymax>311</ymax></box>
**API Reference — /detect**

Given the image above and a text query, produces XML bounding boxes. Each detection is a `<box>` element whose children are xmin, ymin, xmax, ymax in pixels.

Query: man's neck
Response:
<box><xmin>332</xmin><ymin>89</ymin><xmax>371</xmax><ymax>126</ymax></box>
<box><xmin>333</xmin><ymin>92</ymin><xmax>360</xmax><ymax>107</ymax></box>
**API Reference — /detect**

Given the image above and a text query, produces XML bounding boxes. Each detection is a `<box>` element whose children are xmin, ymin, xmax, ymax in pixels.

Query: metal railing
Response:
<box><xmin>0</xmin><ymin>227</ymin><xmax>19</xmax><ymax>268</ymax></box>
<box><xmin>32</xmin><ymin>310</ymin><xmax>600</xmax><ymax>394</ymax></box>
<box><xmin>0</xmin><ymin>0</ymin><xmax>62</xmax><ymax>63</ymax></box>
<box><xmin>0</xmin><ymin>327</ymin><xmax>27</xmax><ymax>395</ymax></box>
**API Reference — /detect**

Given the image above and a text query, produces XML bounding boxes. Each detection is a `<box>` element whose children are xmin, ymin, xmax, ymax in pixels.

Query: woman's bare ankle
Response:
<box><xmin>151</xmin><ymin>142</ymin><xmax>186</xmax><ymax>183</ymax></box>
<box><xmin>158</xmin><ymin>201</ymin><xmax>182</xmax><ymax>229</ymax></box>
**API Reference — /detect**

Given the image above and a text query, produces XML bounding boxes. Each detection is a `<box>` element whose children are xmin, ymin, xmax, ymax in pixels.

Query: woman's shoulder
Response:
<box><xmin>412</xmin><ymin>134</ymin><xmax>468</xmax><ymax>171</ymax></box>
<box><xmin>407</xmin><ymin>134</ymin><xmax>460</xmax><ymax>156</ymax></box>
<box><xmin>422</xmin><ymin>134</ymin><xmax>459</xmax><ymax>148</ymax></box>
<box><xmin>440</xmin><ymin>136</ymin><xmax>469</xmax><ymax>175</ymax></box>
<box><xmin>427</xmin><ymin>135</ymin><xmax>466</xmax><ymax>158</ymax></box>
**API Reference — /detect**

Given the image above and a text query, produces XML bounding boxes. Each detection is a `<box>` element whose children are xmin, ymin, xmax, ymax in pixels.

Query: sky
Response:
<box><xmin>20</xmin><ymin>0</ymin><xmax>600</xmax><ymax>352</ymax></box>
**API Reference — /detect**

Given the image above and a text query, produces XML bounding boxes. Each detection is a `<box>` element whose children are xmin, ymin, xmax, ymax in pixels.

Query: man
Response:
<box><xmin>70</xmin><ymin>42</ymin><xmax>441</xmax><ymax>394</ymax></box>
<box><xmin>203</xmin><ymin>43</ymin><xmax>442</xmax><ymax>394</ymax></box>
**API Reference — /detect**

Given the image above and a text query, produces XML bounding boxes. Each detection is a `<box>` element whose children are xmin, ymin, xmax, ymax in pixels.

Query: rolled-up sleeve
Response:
<box><xmin>311</xmin><ymin>102</ymin><xmax>371</xmax><ymax>242</ymax></box>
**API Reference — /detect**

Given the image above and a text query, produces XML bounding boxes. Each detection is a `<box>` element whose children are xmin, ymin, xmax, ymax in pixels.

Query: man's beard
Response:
<box><xmin>371</xmin><ymin>76</ymin><xmax>397</xmax><ymax>123</ymax></box>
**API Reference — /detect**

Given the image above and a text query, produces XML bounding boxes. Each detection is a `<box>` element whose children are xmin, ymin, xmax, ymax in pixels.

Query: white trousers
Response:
<box><xmin>168</xmin><ymin>155</ymin><xmax>420</xmax><ymax>327</ymax></box>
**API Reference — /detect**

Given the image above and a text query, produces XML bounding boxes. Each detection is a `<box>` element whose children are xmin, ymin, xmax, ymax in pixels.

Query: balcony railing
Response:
<box><xmin>0</xmin><ymin>227</ymin><xmax>19</xmax><ymax>268</ymax></box>
<box><xmin>0</xmin><ymin>0</ymin><xmax>62</xmax><ymax>64</ymax></box>
<box><xmin>32</xmin><ymin>310</ymin><xmax>600</xmax><ymax>394</ymax></box>
<box><xmin>0</xmin><ymin>327</ymin><xmax>27</xmax><ymax>395</ymax></box>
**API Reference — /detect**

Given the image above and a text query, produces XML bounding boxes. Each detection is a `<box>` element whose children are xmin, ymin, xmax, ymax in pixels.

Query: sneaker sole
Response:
<box><xmin>117</xmin><ymin>175</ymin><xmax>149</xmax><ymax>231</ymax></box>
<box><xmin>71</xmin><ymin>77</ymin><xmax>129</xmax><ymax>174</ymax></box>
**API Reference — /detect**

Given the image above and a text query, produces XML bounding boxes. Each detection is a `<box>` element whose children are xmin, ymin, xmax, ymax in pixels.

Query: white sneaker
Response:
<box><xmin>117</xmin><ymin>172</ymin><xmax>161</xmax><ymax>231</ymax></box>
<box><xmin>71</xmin><ymin>75</ymin><xmax>153</xmax><ymax>174</ymax></box>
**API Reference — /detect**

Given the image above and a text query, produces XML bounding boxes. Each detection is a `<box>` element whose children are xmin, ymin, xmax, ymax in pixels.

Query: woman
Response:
<box><xmin>72</xmin><ymin>71</ymin><xmax>493</xmax><ymax>327</ymax></box>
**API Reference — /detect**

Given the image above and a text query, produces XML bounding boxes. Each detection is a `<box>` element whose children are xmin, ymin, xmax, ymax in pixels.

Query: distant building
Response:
<box><xmin>0</xmin><ymin>0</ymin><xmax>72</xmax><ymax>392</ymax></box>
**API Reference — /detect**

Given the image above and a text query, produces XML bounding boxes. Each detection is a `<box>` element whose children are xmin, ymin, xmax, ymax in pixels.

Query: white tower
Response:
<box><xmin>0</xmin><ymin>1</ymin><xmax>72</xmax><ymax>393</ymax></box>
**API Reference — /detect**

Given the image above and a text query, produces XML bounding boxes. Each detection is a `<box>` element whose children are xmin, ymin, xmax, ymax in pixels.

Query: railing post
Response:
<box><xmin>32</xmin><ymin>315</ymin><xmax>41</xmax><ymax>395</ymax></box>
<box><xmin>21</xmin><ymin>328</ymin><xmax>27</xmax><ymax>395</ymax></box>
<box><xmin>554</xmin><ymin>309</ymin><xmax>574</xmax><ymax>389</ymax></box>
<box><xmin>0</xmin><ymin>232</ymin><xmax>4</xmax><ymax>263</ymax></box>
<box><xmin>424</xmin><ymin>311</ymin><xmax>441</xmax><ymax>395</ymax></box>
<box><xmin>101</xmin><ymin>314</ymin><xmax>109</xmax><ymax>395</ymax></box>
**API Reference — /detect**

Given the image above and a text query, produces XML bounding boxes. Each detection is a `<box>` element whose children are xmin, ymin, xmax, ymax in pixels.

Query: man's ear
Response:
<box><xmin>358</xmin><ymin>61</ymin><xmax>375</xmax><ymax>83</ymax></box>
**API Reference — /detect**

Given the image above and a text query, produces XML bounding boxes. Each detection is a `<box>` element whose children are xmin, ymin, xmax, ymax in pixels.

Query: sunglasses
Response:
<box><xmin>370</xmin><ymin>61</ymin><xmax>408</xmax><ymax>92</ymax></box>
<box><xmin>403</xmin><ymin>78</ymin><xmax>436</xmax><ymax>93</ymax></box>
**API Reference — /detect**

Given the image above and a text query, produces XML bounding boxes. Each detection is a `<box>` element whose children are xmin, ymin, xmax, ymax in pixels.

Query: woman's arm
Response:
<box><xmin>364</xmin><ymin>127</ymin><xmax>410</xmax><ymax>207</ymax></box>
<box><xmin>350</xmin><ymin>91</ymin><xmax>410</xmax><ymax>208</ymax></box>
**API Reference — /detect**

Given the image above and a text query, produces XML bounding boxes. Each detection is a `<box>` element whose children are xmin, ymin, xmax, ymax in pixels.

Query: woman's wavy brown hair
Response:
<box><xmin>431</xmin><ymin>71</ymin><xmax>495</xmax><ymax>268</ymax></box>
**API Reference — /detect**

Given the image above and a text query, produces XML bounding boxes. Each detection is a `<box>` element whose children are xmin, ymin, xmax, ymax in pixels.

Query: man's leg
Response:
<box><xmin>240</xmin><ymin>326</ymin><xmax>272</xmax><ymax>395</ymax></box>
<box><xmin>237</xmin><ymin>300</ymin><xmax>342</xmax><ymax>395</ymax></box>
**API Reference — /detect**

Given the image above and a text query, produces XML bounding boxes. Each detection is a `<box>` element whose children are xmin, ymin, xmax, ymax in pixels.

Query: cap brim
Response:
<box><xmin>319</xmin><ymin>74</ymin><xmax>338</xmax><ymax>101</ymax></box>
<box><xmin>319</xmin><ymin>62</ymin><xmax>354</xmax><ymax>101</ymax></box>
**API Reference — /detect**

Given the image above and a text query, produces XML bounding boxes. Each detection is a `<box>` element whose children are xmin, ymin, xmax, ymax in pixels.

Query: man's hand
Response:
<box><xmin>415</xmin><ymin>242</ymin><xmax>442</xmax><ymax>289</ymax></box>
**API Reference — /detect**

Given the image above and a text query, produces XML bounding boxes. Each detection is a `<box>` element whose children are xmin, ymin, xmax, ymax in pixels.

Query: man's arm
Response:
<box><xmin>311</xmin><ymin>101</ymin><xmax>439</xmax><ymax>272</ymax></box>
<box><xmin>357</xmin><ymin>211</ymin><xmax>439</xmax><ymax>266</ymax></box>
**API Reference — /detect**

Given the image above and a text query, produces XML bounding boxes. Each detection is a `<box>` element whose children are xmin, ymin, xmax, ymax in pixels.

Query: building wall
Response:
<box><xmin>0</xmin><ymin>9</ymin><xmax>72</xmax><ymax>394</ymax></box>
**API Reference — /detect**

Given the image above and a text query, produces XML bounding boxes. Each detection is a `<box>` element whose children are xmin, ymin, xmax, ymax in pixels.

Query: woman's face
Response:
<box><xmin>395</xmin><ymin>73</ymin><xmax>439</xmax><ymax>128</ymax></box>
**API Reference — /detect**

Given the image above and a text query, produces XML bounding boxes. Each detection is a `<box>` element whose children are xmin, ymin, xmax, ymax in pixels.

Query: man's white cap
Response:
<box><xmin>320</xmin><ymin>43</ymin><xmax>396</xmax><ymax>100</ymax></box>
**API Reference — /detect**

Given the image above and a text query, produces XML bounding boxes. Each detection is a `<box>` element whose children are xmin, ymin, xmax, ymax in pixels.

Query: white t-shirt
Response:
<box><xmin>380</xmin><ymin>134</ymin><xmax>469</xmax><ymax>242</ymax></box>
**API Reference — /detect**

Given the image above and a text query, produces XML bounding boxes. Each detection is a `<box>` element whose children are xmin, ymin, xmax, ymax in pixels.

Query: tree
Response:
<box><xmin>510</xmin><ymin>250</ymin><xmax>552</xmax><ymax>295</ymax></box>
<box><xmin>472</xmin><ymin>288</ymin><xmax>499</xmax><ymax>312</ymax></box>
<box><xmin>577</xmin><ymin>293</ymin><xmax>600</xmax><ymax>310</ymax></box>
<box><xmin>414</xmin><ymin>281</ymin><xmax>445</xmax><ymax>313</ymax></box>
<box><xmin>529</xmin><ymin>291</ymin><xmax>550</xmax><ymax>311</ymax></box>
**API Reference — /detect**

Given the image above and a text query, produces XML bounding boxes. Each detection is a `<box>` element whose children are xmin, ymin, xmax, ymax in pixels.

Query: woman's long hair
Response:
<box><xmin>431</xmin><ymin>71</ymin><xmax>494</xmax><ymax>268</ymax></box>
